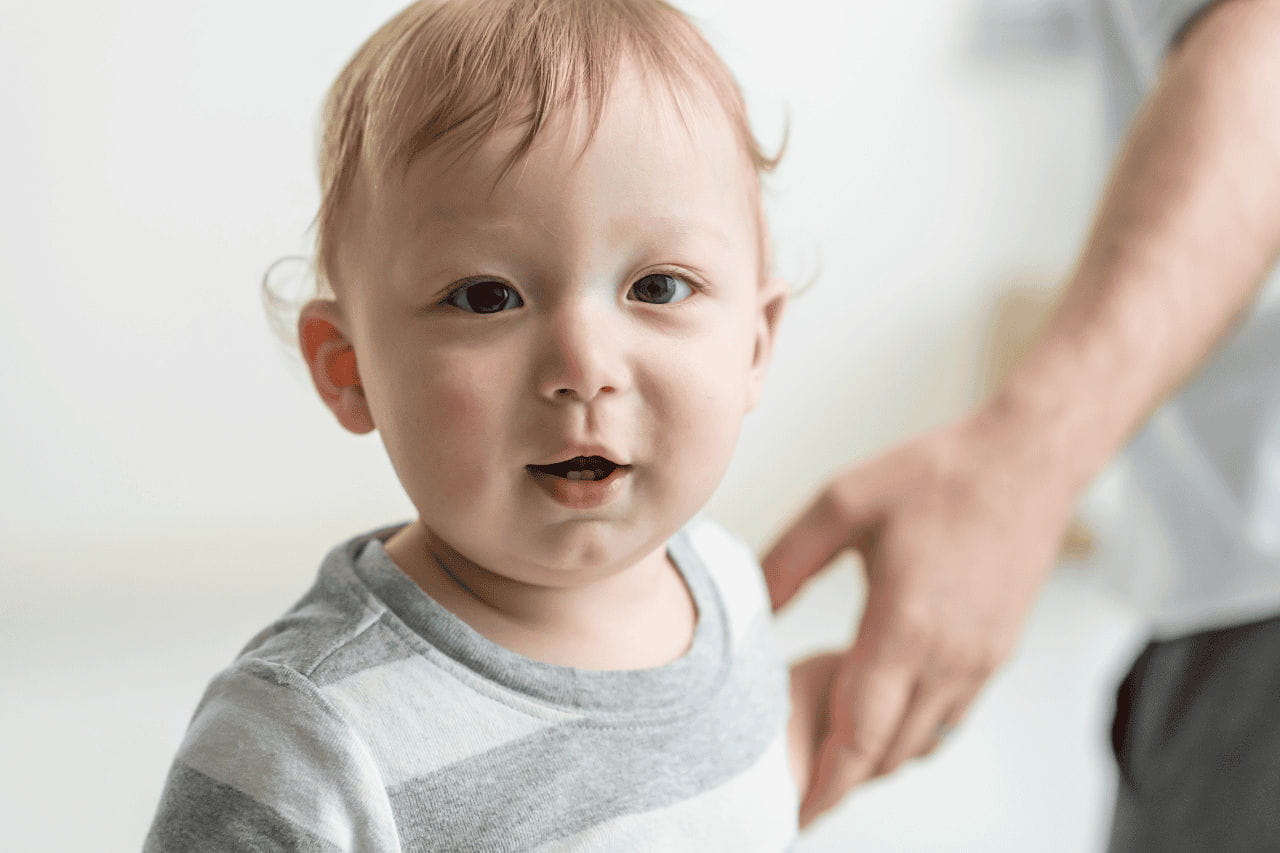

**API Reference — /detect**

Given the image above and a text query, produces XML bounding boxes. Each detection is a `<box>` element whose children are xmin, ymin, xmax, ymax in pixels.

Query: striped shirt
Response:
<box><xmin>145</xmin><ymin>517</ymin><xmax>798</xmax><ymax>851</ymax></box>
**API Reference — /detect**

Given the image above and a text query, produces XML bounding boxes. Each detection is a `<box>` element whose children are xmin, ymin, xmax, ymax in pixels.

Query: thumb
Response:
<box><xmin>797</xmin><ymin>668</ymin><xmax>870</xmax><ymax>828</ymax></box>
<box><xmin>760</xmin><ymin>473</ymin><xmax>880</xmax><ymax>611</ymax></box>
<box><xmin>798</xmin><ymin>728</ymin><xmax>847</xmax><ymax>829</ymax></box>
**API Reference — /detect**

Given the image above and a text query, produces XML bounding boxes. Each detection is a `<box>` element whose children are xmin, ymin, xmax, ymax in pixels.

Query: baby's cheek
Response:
<box><xmin>421</xmin><ymin>378</ymin><xmax>505</xmax><ymax>465</ymax></box>
<box><xmin>429</xmin><ymin>377</ymin><xmax>490</xmax><ymax>428</ymax></box>
<box><xmin>652</xmin><ymin>377</ymin><xmax>743</xmax><ymax>496</ymax></box>
<box><xmin>381</xmin><ymin>368</ymin><xmax>505</xmax><ymax>492</ymax></box>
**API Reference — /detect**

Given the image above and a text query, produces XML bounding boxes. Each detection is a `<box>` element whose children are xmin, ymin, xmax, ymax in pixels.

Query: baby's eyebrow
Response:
<box><xmin>409</xmin><ymin>203</ymin><xmax>521</xmax><ymax>231</ymax></box>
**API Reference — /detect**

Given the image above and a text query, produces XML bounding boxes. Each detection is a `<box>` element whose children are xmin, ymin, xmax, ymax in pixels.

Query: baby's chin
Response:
<box><xmin>423</xmin><ymin>514</ymin><xmax>672</xmax><ymax>589</ymax></box>
<box><xmin>501</xmin><ymin>523</ymin><xmax>672</xmax><ymax>585</ymax></box>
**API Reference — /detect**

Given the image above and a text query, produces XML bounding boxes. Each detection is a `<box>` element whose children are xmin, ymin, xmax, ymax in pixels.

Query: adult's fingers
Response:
<box><xmin>761</xmin><ymin>469</ymin><xmax>883</xmax><ymax>611</ymax></box>
<box><xmin>874</xmin><ymin>670</ymin><xmax>978</xmax><ymax>776</ymax></box>
<box><xmin>856</xmin><ymin>553</ymin><xmax>1001</xmax><ymax>776</ymax></box>
<box><xmin>797</xmin><ymin>645</ymin><xmax>913</xmax><ymax>827</ymax></box>
<box><xmin>798</xmin><ymin>571</ymin><xmax>972</xmax><ymax>826</ymax></box>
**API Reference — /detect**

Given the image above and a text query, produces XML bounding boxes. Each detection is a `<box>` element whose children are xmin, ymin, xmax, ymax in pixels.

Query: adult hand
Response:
<box><xmin>763</xmin><ymin>403</ymin><xmax>1078</xmax><ymax>827</ymax></box>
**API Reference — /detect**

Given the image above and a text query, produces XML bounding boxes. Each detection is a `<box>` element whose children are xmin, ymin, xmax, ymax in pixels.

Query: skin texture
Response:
<box><xmin>300</xmin><ymin>61</ymin><xmax>794</xmax><ymax>689</ymax></box>
<box><xmin>787</xmin><ymin>651</ymin><xmax>840</xmax><ymax>790</ymax></box>
<box><xmin>763</xmin><ymin>0</ymin><xmax>1280</xmax><ymax>828</ymax></box>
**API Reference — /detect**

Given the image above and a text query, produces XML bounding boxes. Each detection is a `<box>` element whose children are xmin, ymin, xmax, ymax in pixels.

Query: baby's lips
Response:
<box><xmin>526</xmin><ymin>460</ymin><xmax>631</xmax><ymax>506</ymax></box>
<box><xmin>528</xmin><ymin>443</ymin><xmax>631</xmax><ymax>468</ymax></box>
<box><xmin>527</xmin><ymin>455</ymin><xmax>627</xmax><ymax>478</ymax></box>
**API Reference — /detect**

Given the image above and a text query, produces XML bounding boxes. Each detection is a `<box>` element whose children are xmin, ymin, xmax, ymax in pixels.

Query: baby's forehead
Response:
<box><xmin>395</xmin><ymin>65</ymin><xmax>751</xmax><ymax>189</ymax></box>
<box><xmin>367</xmin><ymin>73</ymin><xmax>760</xmax><ymax>232</ymax></box>
<box><xmin>315</xmin><ymin>0</ymin><xmax>779</xmax><ymax>294</ymax></box>
<box><xmin>337</xmin><ymin>91</ymin><xmax>763</xmax><ymax>300</ymax></box>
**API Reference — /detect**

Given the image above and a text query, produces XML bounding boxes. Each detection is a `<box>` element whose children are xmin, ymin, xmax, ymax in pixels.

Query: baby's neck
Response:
<box><xmin>383</xmin><ymin>522</ymin><xmax>697</xmax><ymax>671</ymax></box>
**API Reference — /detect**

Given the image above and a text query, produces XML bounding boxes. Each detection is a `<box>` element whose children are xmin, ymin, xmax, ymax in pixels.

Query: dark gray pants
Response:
<box><xmin>1107</xmin><ymin>613</ymin><xmax>1280</xmax><ymax>852</ymax></box>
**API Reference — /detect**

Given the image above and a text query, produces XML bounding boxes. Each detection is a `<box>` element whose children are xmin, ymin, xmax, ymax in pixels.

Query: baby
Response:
<box><xmin>146</xmin><ymin>0</ymin><xmax>834</xmax><ymax>849</ymax></box>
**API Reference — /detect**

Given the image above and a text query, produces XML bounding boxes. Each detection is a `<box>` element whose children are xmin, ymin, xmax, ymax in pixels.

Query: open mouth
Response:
<box><xmin>526</xmin><ymin>455</ymin><xmax>625</xmax><ymax>482</ymax></box>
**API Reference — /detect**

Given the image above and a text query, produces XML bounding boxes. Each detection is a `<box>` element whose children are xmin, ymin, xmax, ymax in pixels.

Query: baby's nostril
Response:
<box><xmin>553</xmin><ymin>387</ymin><xmax>614</xmax><ymax>396</ymax></box>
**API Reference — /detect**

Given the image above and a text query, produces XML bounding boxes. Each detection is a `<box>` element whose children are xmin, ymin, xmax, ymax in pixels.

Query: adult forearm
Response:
<box><xmin>993</xmin><ymin>0</ymin><xmax>1280</xmax><ymax>497</ymax></box>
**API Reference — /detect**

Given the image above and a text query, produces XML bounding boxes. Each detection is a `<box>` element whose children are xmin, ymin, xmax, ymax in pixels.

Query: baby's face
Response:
<box><xmin>335</xmin><ymin>65</ymin><xmax>783</xmax><ymax>584</ymax></box>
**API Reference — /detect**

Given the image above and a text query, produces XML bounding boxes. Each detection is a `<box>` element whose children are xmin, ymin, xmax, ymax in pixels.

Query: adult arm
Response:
<box><xmin>764</xmin><ymin>0</ymin><xmax>1280</xmax><ymax>827</ymax></box>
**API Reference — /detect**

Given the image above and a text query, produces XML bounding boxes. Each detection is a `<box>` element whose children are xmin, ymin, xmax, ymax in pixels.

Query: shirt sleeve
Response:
<box><xmin>144</xmin><ymin>660</ymin><xmax>400</xmax><ymax>852</ymax></box>
<box><xmin>1107</xmin><ymin>0</ymin><xmax>1219</xmax><ymax>61</ymax></box>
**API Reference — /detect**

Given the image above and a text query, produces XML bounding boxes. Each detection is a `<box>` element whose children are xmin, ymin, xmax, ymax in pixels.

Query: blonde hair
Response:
<box><xmin>265</xmin><ymin>0</ymin><xmax>782</xmax><ymax>337</ymax></box>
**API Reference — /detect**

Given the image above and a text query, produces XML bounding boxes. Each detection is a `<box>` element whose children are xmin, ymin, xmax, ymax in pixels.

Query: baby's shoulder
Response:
<box><xmin>153</xmin><ymin>652</ymin><xmax>402</xmax><ymax>851</ymax></box>
<box><xmin>181</xmin><ymin>592</ymin><xmax>460</xmax><ymax>782</ymax></box>
<box><xmin>233</xmin><ymin>566</ymin><xmax>395</xmax><ymax>685</ymax></box>
<box><xmin>685</xmin><ymin>514</ymin><xmax>758</xmax><ymax>567</ymax></box>
<box><xmin>182</xmin><ymin>581</ymin><xmax>401</xmax><ymax>751</ymax></box>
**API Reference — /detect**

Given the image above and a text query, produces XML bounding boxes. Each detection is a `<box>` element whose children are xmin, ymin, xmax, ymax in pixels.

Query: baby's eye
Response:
<box><xmin>445</xmin><ymin>280</ymin><xmax>523</xmax><ymax>314</ymax></box>
<box><xmin>629</xmin><ymin>273</ymin><xmax>694</xmax><ymax>305</ymax></box>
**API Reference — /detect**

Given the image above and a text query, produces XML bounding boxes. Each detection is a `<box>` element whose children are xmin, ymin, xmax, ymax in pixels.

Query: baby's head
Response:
<box><xmin>298</xmin><ymin>0</ymin><xmax>787</xmax><ymax>584</ymax></box>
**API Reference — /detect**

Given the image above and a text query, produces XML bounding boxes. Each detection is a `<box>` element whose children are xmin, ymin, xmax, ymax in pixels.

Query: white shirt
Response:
<box><xmin>1088</xmin><ymin>0</ymin><xmax>1280</xmax><ymax>638</ymax></box>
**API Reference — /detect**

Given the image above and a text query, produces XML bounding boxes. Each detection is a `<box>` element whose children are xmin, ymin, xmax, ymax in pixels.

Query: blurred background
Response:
<box><xmin>2</xmin><ymin>0</ymin><xmax>1157</xmax><ymax>849</ymax></box>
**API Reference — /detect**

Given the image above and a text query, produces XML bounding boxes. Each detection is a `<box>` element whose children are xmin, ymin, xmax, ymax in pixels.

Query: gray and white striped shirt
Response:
<box><xmin>145</xmin><ymin>516</ymin><xmax>797</xmax><ymax>851</ymax></box>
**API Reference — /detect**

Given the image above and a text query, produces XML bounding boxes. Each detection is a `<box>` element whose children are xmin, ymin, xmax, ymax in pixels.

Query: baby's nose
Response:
<box><xmin>536</xmin><ymin>304</ymin><xmax>629</xmax><ymax>403</ymax></box>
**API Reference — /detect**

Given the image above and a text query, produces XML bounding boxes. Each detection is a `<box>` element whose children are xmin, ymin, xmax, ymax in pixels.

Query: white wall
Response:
<box><xmin>2</xmin><ymin>1</ymin><xmax>1147</xmax><ymax>850</ymax></box>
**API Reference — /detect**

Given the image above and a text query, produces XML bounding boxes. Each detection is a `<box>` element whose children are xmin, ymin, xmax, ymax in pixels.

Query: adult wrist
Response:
<box><xmin>974</xmin><ymin>373</ymin><xmax>1107</xmax><ymax>507</ymax></box>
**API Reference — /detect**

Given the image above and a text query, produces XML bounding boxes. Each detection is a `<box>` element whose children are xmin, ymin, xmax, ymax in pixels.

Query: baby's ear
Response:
<box><xmin>298</xmin><ymin>300</ymin><xmax>375</xmax><ymax>434</ymax></box>
<box><xmin>746</xmin><ymin>276</ymin><xmax>789</xmax><ymax>412</ymax></box>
